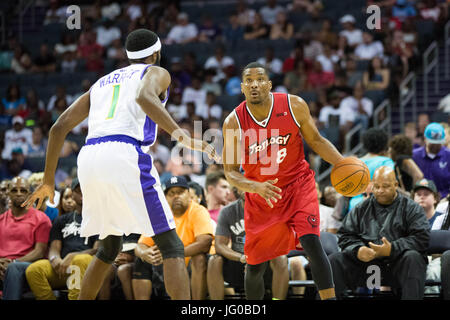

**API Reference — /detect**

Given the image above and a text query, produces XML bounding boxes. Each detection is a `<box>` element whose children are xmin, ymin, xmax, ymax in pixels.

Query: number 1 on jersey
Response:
<box><xmin>106</xmin><ymin>85</ymin><xmax>120</xmax><ymax>119</ymax></box>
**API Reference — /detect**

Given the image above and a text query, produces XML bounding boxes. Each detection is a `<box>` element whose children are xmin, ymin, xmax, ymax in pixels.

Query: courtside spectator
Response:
<box><xmin>413</xmin><ymin>179</ymin><xmax>443</xmax><ymax>227</ymax></box>
<box><xmin>329</xmin><ymin>166</ymin><xmax>430</xmax><ymax>300</ymax></box>
<box><xmin>25</xmin><ymin>179</ymin><xmax>99</xmax><ymax>300</ymax></box>
<box><xmin>205</xmin><ymin>171</ymin><xmax>231</xmax><ymax>223</ymax></box>
<box><xmin>0</xmin><ymin>177</ymin><xmax>52</xmax><ymax>300</ymax></box>
<box><xmin>413</xmin><ymin>123</ymin><xmax>450</xmax><ymax>198</ymax></box>
<box><xmin>389</xmin><ymin>134</ymin><xmax>424</xmax><ymax>192</ymax></box>
<box><xmin>133</xmin><ymin>176</ymin><xmax>214</xmax><ymax>300</ymax></box>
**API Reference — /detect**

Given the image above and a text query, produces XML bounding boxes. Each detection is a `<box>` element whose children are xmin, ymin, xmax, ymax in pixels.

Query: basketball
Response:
<box><xmin>331</xmin><ymin>157</ymin><xmax>370</xmax><ymax>197</ymax></box>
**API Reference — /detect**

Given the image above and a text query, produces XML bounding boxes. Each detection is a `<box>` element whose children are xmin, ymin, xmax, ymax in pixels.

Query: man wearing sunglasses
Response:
<box><xmin>0</xmin><ymin>176</ymin><xmax>52</xmax><ymax>300</ymax></box>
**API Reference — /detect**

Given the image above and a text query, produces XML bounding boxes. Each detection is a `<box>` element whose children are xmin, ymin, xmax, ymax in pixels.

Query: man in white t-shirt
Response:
<box><xmin>195</xmin><ymin>92</ymin><xmax>223</xmax><ymax>120</ymax></box>
<box><xmin>259</xmin><ymin>0</ymin><xmax>285</xmax><ymax>25</ymax></box>
<box><xmin>2</xmin><ymin>116</ymin><xmax>33</xmax><ymax>160</ymax></box>
<box><xmin>319</xmin><ymin>92</ymin><xmax>354</xmax><ymax>129</ymax></box>
<box><xmin>339</xmin><ymin>83</ymin><xmax>373</xmax><ymax>130</ymax></box>
<box><xmin>354</xmin><ymin>32</ymin><xmax>384</xmax><ymax>61</ymax></box>
<box><xmin>167</xmin><ymin>91</ymin><xmax>188</xmax><ymax>122</ymax></box>
<box><xmin>204</xmin><ymin>46</ymin><xmax>235</xmax><ymax>83</ymax></box>
<box><xmin>316</xmin><ymin>44</ymin><xmax>339</xmax><ymax>73</ymax></box>
<box><xmin>96</xmin><ymin>19</ymin><xmax>121</xmax><ymax>48</ymax></box>
<box><xmin>165</xmin><ymin>12</ymin><xmax>198</xmax><ymax>45</ymax></box>
<box><xmin>339</xmin><ymin>15</ymin><xmax>363</xmax><ymax>48</ymax></box>
<box><xmin>182</xmin><ymin>77</ymin><xmax>207</xmax><ymax>111</ymax></box>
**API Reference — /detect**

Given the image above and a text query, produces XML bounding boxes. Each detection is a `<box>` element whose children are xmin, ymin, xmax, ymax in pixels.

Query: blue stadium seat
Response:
<box><xmin>299</xmin><ymin>91</ymin><xmax>318</xmax><ymax>103</ymax></box>
<box><xmin>26</xmin><ymin>157</ymin><xmax>46</xmax><ymax>172</ymax></box>
<box><xmin>217</xmin><ymin>94</ymin><xmax>244</xmax><ymax>111</ymax></box>
<box><xmin>18</xmin><ymin>73</ymin><xmax>45</xmax><ymax>87</ymax></box>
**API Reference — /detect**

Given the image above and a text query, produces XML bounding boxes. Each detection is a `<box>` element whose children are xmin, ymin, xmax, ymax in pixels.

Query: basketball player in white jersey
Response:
<box><xmin>22</xmin><ymin>29</ymin><xmax>220</xmax><ymax>300</ymax></box>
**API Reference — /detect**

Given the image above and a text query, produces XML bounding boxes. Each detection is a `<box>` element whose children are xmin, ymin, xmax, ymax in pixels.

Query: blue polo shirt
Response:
<box><xmin>413</xmin><ymin>146</ymin><xmax>450</xmax><ymax>198</ymax></box>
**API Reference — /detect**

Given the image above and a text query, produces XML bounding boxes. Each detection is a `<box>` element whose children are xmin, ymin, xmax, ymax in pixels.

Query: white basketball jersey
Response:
<box><xmin>87</xmin><ymin>63</ymin><xmax>168</xmax><ymax>146</ymax></box>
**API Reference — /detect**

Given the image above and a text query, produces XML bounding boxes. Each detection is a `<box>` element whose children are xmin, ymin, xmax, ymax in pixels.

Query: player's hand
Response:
<box><xmin>368</xmin><ymin>237</ymin><xmax>392</xmax><ymax>258</ymax></box>
<box><xmin>357</xmin><ymin>246</ymin><xmax>377</xmax><ymax>262</ymax></box>
<box><xmin>254</xmin><ymin>178</ymin><xmax>282</xmax><ymax>208</ymax></box>
<box><xmin>199</xmin><ymin>140</ymin><xmax>221</xmax><ymax>163</ymax></box>
<box><xmin>197</xmin><ymin>139</ymin><xmax>220</xmax><ymax>163</ymax></box>
<box><xmin>21</xmin><ymin>183</ymin><xmax>55</xmax><ymax>210</ymax></box>
<box><xmin>183</xmin><ymin>137</ymin><xmax>221</xmax><ymax>163</ymax></box>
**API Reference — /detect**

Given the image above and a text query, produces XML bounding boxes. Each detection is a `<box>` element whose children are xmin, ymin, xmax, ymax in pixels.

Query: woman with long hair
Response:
<box><xmin>389</xmin><ymin>134</ymin><xmax>424</xmax><ymax>192</ymax></box>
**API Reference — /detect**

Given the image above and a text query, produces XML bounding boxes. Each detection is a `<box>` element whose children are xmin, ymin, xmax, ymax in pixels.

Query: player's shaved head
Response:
<box><xmin>372</xmin><ymin>166</ymin><xmax>398</xmax><ymax>205</ymax></box>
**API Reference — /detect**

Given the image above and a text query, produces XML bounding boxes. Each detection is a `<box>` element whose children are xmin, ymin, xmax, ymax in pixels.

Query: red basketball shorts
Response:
<box><xmin>243</xmin><ymin>174</ymin><xmax>320</xmax><ymax>265</ymax></box>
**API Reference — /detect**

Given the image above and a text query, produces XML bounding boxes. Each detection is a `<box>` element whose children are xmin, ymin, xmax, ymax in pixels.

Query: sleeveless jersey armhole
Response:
<box><xmin>287</xmin><ymin>94</ymin><xmax>301</xmax><ymax>128</ymax></box>
<box><xmin>233</xmin><ymin>110</ymin><xmax>243</xmax><ymax>141</ymax></box>
<box><xmin>140</xmin><ymin>64</ymin><xmax>153</xmax><ymax>80</ymax></box>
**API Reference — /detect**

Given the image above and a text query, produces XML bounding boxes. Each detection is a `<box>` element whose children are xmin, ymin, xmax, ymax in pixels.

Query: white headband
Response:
<box><xmin>126</xmin><ymin>37</ymin><xmax>161</xmax><ymax>59</ymax></box>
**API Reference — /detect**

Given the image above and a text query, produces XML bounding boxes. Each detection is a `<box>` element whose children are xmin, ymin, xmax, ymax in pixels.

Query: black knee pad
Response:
<box><xmin>152</xmin><ymin>229</ymin><xmax>184</xmax><ymax>260</ymax></box>
<box><xmin>96</xmin><ymin>235</ymin><xmax>123</xmax><ymax>264</ymax></box>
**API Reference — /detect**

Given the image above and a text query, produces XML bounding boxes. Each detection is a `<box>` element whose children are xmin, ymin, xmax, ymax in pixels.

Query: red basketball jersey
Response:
<box><xmin>234</xmin><ymin>92</ymin><xmax>312</xmax><ymax>187</ymax></box>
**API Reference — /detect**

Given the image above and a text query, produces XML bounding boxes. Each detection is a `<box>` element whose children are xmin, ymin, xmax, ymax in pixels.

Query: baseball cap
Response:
<box><xmin>424</xmin><ymin>122</ymin><xmax>446</xmax><ymax>144</ymax></box>
<box><xmin>12</xmin><ymin>116</ymin><xmax>24</xmax><ymax>125</ymax></box>
<box><xmin>413</xmin><ymin>178</ymin><xmax>438</xmax><ymax>193</ymax></box>
<box><xmin>12</xmin><ymin>147</ymin><xmax>23</xmax><ymax>154</ymax></box>
<box><xmin>340</xmin><ymin>14</ymin><xmax>355</xmax><ymax>24</ymax></box>
<box><xmin>163</xmin><ymin>176</ymin><xmax>189</xmax><ymax>194</ymax></box>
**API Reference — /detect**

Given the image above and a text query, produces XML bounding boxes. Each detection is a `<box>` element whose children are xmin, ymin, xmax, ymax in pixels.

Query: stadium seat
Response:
<box><xmin>427</xmin><ymin>230</ymin><xmax>450</xmax><ymax>256</ymax></box>
<box><xmin>298</xmin><ymin>91</ymin><xmax>318</xmax><ymax>103</ymax></box>
<box><xmin>364</xmin><ymin>90</ymin><xmax>386</xmax><ymax>106</ymax></box>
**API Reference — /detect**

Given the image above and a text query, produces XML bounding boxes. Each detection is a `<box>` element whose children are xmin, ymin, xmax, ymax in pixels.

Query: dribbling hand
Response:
<box><xmin>254</xmin><ymin>178</ymin><xmax>282</xmax><ymax>208</ymax></box>
<box><xmin>21</xmin><ymin>183</ymin><xmax>55</xmax><ymax>210</ymax></box>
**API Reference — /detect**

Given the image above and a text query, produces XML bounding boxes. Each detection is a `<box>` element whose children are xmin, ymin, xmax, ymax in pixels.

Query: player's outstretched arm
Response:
<box><xmin>22</xmin><ymin>92</ymin><xmax>91</xmax><ymax>209</ymax></box>
<box><xmin>222</xmin><ymin>112</ymin><xmax>281</xmax><ymax>208</ymax></box>
<box><xmin>289</xmin><ymin>94</ymin><xmax>344</xmax><ymax>166</ymax></box>
<box><xmin>136</xmin><ymin>66</ymin><xmax>219</xmax><ymax>162</ymax></box>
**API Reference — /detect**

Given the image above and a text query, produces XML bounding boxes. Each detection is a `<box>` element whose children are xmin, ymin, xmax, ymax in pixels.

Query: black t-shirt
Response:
<box><xmin>34</xmin><ymin>53</ymin><xmax>56</xmax><ymax>67</ymax></box>
<box><xmin>215</xmin><ymin>199</ymin><xmax>245</xmax><ymax>254</ymax></box>
<box><xmin>49</xmin><ymin>212</ymin><xmax>98</xmax><ymax>258</ymax></box>
<box><xmin>395</xmin><ymin>155</ymin><xmax>413</xmax><ymax>192</ymax></box>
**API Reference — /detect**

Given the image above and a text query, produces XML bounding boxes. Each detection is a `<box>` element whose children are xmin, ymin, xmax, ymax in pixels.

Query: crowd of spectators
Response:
<box><xmin>0</xmin><ymin>0</ymin><xmax>449</xmax><ymax>300</ymax></box>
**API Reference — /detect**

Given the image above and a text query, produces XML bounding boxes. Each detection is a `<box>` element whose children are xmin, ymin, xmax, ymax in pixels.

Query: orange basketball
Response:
<box><xmin>331</xmin><ymin>157</ymin><xmax>370</xmax><ymax>197</ymax></box>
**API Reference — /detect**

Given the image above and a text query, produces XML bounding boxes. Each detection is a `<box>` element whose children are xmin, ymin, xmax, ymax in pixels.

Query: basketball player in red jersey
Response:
<box><xmin>222</xmin><ymin>62</ymin><xmax>345</xmax><ymax>300</ymax></box>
